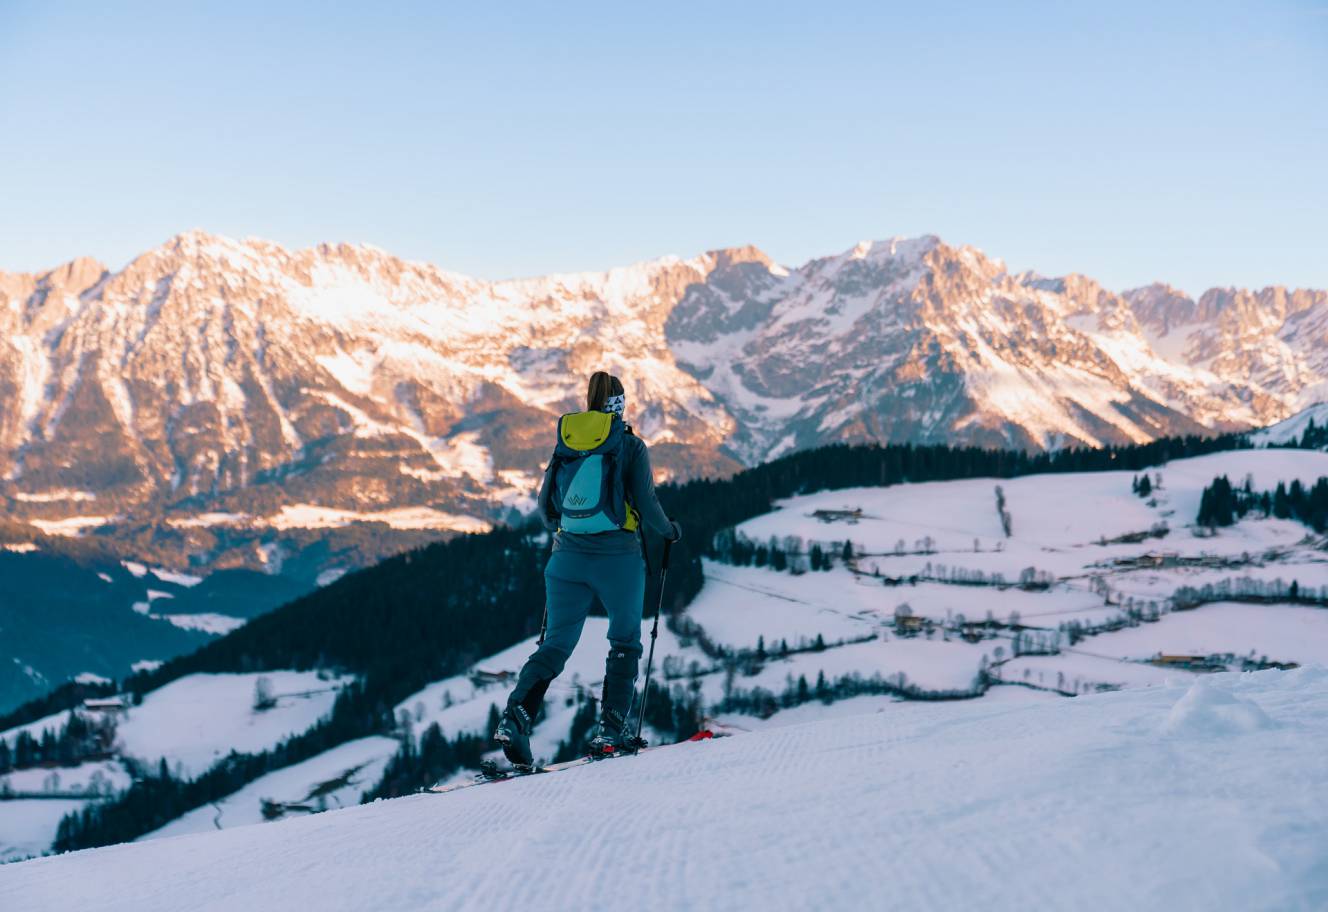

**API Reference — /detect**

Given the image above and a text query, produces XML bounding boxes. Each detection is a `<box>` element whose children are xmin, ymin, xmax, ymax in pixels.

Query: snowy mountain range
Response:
<box><xmin>2</xmin><ymin>231</ymin><xmax>1325</xmax><ymax>569</ymax></box>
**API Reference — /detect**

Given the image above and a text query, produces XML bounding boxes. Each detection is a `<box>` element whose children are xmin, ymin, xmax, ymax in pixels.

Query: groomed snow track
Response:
<box><xmin>3</xmin><ymin>668</ymin><xmax>1326</xmax><ymax>912</ymax></box>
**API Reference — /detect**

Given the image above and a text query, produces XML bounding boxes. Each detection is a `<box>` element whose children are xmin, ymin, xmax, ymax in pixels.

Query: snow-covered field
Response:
<box><xmin>0</xmin><ymin>672</ymin><xmax>348</xmax><ymax>861</ymax></box>
<box><xmin>0</xmin><ymin>800</ymin><xmax>86</xmax><ymax>865</ymax></box>
<box><xmin>1</xmin><ymin>760</ymin><xmax>131</xmax><ymax>797</ymax></box>
<box><xmin>1090</xmin><ymin>601</ymin><xmax>1328</xmax><ymax>665</ymax></box>
<box><xmin>4</xmin><ymin>667</ymin><xmax>1325</xmax><ymax>911</ymax></box>
<box><xmin>140</xmin><ymin>737</ymin><xmax>399</xmax><ymax>841</ymax></box>
<box><xmin>116</xmin><ymin>672</ymin><xmax>347</xmax><ymax>777</ymax></box>
<box><xmin>0</xmin><ymin>762</ymin><xmax>133</xmax><ymax>863</ymax></box>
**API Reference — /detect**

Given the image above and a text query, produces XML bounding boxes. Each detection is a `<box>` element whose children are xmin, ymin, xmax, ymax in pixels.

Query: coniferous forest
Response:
<box><xmin>45</xmin><ymin>430</ymin><xmax>1259</xmax><ymax>849</ymax></box>
<box><xmin>1196</xmin><ymin>474</ymin><xmax>1328</xmax><ymax>531</ymax></box>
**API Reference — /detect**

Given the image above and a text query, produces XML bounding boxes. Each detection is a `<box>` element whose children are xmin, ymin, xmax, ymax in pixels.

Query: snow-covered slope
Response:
<box><xmin>4</xmin><ymin>667</ymin><xmax>1325</xmax><ymax>911</ymax></box>
<box><xmin>0</xmin><ymin>670</ymin><xmax>347</xmax><ymax>860</ymax></box>
<box><xmin>1249</xmin><ymin>402</ymin><xmax>1328</xmax><ymax>447</ymax></box>
<box><xmin>2</xmin><ymin>232</ymin><xmax>1325</xmax><ymax>570</ymax></box>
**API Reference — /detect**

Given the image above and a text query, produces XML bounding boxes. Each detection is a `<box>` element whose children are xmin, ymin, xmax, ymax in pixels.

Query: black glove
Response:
<box><xmin>667</xmin><ymin>520</ymin><xmax>682</xmax><ymax>543</ymax></box>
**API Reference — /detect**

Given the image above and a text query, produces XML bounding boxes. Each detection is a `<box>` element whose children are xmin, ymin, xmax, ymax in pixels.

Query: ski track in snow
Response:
<box><xmin>3</xmin><ymin>668</ymin><xmax>1326</xmax><ymax>912</ymax></box>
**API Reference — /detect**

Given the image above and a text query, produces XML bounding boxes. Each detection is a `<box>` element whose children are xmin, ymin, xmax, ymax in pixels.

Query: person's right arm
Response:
<box><xmin>535</xmin><ymin>458</ymin><xmax>560</xmax><ymax>532</ymax></box>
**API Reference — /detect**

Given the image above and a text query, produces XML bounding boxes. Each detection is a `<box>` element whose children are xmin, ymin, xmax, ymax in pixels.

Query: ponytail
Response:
<box><xmin>586</xmin><ymin>371</ymin><xmax>624</xmax><ymax>412</ymax></box>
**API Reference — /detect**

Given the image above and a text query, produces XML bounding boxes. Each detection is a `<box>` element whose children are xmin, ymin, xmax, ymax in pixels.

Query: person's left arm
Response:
<box><xmin>625</xmin><ymin>437</ymin><xmax>680</xmax><ymax>541</ymax></box>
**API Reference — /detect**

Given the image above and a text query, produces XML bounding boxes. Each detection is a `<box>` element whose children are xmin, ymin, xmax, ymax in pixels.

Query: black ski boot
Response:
<box><xmin>493</xmin><ymin>704</ymin><xmax>534</xmax><ymax>768</ymax></box>
<box><xmin>588</xmin><ymin>708</ymin><xmax>628</xmax><ymax>758</ymax></box>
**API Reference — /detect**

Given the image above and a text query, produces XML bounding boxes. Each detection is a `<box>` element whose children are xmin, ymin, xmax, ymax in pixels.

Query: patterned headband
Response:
<box><xmin>603</xmin><ymin>393</ymin><xmax>626</xmax><ymax>417</ymax></box>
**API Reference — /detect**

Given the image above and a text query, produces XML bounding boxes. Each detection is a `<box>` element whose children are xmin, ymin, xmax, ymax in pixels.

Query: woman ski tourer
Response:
<box><xmin>493</xmin><ymin>371</ymin><xmax>681</xmax><ymax>767</ymax></box>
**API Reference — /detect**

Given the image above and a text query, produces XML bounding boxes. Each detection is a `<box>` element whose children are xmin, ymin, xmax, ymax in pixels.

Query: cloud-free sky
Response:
<box><xmin>1</xmin><ymin>1</ymin><xmax>1324</xmax><ymax>294</ymax></box>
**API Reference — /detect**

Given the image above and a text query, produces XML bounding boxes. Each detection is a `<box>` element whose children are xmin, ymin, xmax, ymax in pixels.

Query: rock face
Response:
<box><xmin>0</xmin><ymin>230</ymin><xmax>1321</xmax><ymax>569</ymax></box>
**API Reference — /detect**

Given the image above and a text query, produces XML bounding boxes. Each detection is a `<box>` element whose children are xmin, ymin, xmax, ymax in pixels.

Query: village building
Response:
<box><xmin>81</xmin><ymin>697</ymin><xmax>128</xmax><ymax>717</ymax></box>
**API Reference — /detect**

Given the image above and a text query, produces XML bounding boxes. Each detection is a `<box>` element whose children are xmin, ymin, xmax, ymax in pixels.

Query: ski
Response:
<box><xmin>426</xmin><ymin>753</ymin><xmax>616</xmax><ymax>795</ymax></box>
<box><xmin>425</xmin><ymin>731</ymin><xmax>715</xmax><ymax>796</ymax></box>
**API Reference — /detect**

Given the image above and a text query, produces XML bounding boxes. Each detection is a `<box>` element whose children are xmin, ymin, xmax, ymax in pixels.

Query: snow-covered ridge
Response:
<box><xmin>4</xmin><ymin>667</ymin><xmax>1325</xmax><ymax>911</ymax></box>
<box><xmin>1249</xmin><ymin>402</ymin><xmax>1328</xmax><ymax>446</ymax></box>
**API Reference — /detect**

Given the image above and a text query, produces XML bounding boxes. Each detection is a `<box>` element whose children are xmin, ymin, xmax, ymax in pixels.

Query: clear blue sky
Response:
<box><xmin>1</xmin><ymin>1</ymin><xmax>1325</xmax><ymax>294</ymax></box>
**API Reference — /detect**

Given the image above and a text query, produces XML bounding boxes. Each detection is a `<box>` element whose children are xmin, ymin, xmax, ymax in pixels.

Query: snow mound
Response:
<box><xmin>1161</xmin><ymin>678</ymin><xmax>1276</xmax><ymax>736</ymax></box>
<box><xmin>4</xmin><ymin>668</ymin><xmax>1326</xmax><ymax>911</ymax></box>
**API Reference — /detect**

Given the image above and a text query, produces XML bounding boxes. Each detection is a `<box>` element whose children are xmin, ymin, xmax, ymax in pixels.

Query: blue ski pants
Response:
<box><xmin>509</xmin><ymin>549</ymin><xmax>646</xmax><ymax>716</ymax></box>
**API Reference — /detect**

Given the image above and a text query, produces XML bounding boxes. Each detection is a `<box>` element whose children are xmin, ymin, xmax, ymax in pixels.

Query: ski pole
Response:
<box><xmin>632</xmin><ymin>535</ymin><xmax>671</xmax><ymax>752</ymax></box>
<box><xmin>537</xmin><ymin>605</ymin><xmax>548</xmax><ymax>646</ymax></box>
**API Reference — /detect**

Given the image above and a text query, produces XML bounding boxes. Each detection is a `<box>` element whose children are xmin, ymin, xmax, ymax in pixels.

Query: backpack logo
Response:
<box><xmin>568</xmin><ymin>494</ymin><xmax>589</xmax><ymax>507</ymax></box>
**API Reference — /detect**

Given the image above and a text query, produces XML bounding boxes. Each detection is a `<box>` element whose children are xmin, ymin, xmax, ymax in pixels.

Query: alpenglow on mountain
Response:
<box><xmin>1</xmin><ymin>231</ymin><xmax>1324</xmax><ymax>566</ymax></box>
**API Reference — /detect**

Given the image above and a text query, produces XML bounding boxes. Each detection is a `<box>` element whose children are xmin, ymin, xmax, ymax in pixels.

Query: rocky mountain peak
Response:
<box><xmin>705</xmin><ymin>245</ymin><xmax>777</xmax><ymax>272</ymax></box>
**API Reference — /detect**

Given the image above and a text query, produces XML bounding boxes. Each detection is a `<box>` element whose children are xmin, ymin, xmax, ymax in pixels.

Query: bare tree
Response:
<box><xmin>253</xmin><ymin>676</ymin><xmax>276</xmax><ymax>712</ymax></box>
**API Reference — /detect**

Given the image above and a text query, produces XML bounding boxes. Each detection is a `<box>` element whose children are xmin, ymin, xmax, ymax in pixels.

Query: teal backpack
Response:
<box><xmin>550</xmin><ymin>411</ymin><xmax>639</xmax><ymax>534</ymax></box>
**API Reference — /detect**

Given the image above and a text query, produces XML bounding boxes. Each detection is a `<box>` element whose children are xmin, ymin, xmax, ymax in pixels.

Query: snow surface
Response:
<box><xmin>4</xmin><ymin>668</ymin><xmax>1325</xmax><ymax>911</ymax></box>
<box><xmin>25</xmin><ymin>516</ymin><xmax>115</xmax><ymax>536</ymax></box>
<box><xmin>165</xmin><ymin>512</ymin><xmax>249</xmax><ymax>528</ymax></box>
<box><xmin>155</xmin><ymin>612</ymin><xmax>246</xmax><ymax>635</ymax></box>
<box><xmin>267</xmin><ymin>504</ymin><xmax>490</xmax><ymax>533</ymax></box>
<box><xmin>315</xmin><ymin>567</ymin><xmax>347</xmax><ymax>587</ymax></box>
<box><xmin>149</xmin><ymin>567</ymin><xmax>204</xmax><ymax>588</ymax></box>
<box><xmin>10</xmin><ymin>489</ymin><xmax>97</xmax><ymax>503</ymax></box>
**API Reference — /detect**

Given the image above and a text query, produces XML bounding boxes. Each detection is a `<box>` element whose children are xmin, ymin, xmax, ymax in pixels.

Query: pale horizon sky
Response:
<box><xmin>1</xmin><ymin>1</ymin><xmax>1325</xmax><ymax>296</ymax></box>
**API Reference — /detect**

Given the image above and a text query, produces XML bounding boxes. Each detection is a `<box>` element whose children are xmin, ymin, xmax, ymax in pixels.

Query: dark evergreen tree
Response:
<box><xmin>1274</xmin><ymin>482</ymin><xmax>1291</xmax><ymax>519</ymax></box>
